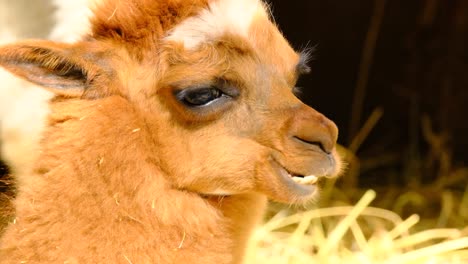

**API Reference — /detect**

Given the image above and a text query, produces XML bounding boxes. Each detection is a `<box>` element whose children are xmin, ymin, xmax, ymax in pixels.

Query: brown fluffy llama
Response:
<box><xmin>0</xmin><ymin>0</ymin><xmax>341</xmax><ymax>263</ymax></box>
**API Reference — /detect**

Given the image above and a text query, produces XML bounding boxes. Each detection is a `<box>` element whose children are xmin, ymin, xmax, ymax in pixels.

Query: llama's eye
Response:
<box><xmin>177</xmin><ymin>87</ymin><xmax>224</xmax><ymax>107</ymax></box>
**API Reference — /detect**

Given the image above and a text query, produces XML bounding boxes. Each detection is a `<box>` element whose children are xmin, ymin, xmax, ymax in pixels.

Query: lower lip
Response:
<box><xmin>272</xmin><ymin>160</ymin><xmax>317</xmax><ymax>197</ymax></box>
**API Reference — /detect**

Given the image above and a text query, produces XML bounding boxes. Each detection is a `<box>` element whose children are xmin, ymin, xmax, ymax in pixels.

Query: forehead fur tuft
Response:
<box><xmin>90</xmin><ymin>0</ymin><xmax>209</xmax><ymax>54</ymax></box>
<box><xmin>90</xmin><ymin>0</ymin><xmax>270</xmax><ymax>56</ymax></box>
<box><xmin>165</xmin><ymin>0</ymin><xmax>269</xmax><ymax>49</ymax></box>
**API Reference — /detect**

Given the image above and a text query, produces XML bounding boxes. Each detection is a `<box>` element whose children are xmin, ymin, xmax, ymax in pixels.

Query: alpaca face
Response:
<box><xmin>0</xmin><ymin>0</ymin><xmax>341</xmax><ymax>204</ymax></box>
<box><xmin>147</xmin><ymin>0</ymin><xmax>341</xmax><ymax>203</ymax></box>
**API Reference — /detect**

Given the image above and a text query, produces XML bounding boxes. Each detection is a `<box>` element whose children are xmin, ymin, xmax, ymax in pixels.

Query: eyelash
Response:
<box><xmin>176</xmin><ymin>87</ymin><xmax>225</xmax><ymax>107</ymax></box>
<box><xmin>293</xmin><ymin>86</ymin><xmax>304</xmax><ymax>97</ymax></box>
<box><xmin>173</xmin><ymin>79</ymin><xmax>241</xmax><ymax>110</ymax></box>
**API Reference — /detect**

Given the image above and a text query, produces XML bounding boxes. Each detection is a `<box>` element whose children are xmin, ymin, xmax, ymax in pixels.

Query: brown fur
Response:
<box><xmin>0</xmin><ymin>0</ymin><xmax>341</xmax><ymax>263</ymax></box>
<box><xmin>91</xmin><ymin>0</ymin><xmax>209</xmax><ymax>58</ymax></box>
<box><xmin>0</xmin><ymin>171</ymin><xmax>14</xmax><ymax>236</ymax></box>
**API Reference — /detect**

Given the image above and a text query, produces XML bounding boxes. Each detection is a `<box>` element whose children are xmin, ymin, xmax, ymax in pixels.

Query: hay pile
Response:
<box><xmin>247</xmin><ymin>190</ymin><xmax>468</xmax><ymax>264</ymax></box>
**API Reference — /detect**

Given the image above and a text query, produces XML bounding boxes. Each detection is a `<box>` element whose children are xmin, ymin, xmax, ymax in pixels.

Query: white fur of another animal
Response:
<box><xmin>0</xmin><ymin>0</ymin><xmax>94</xmax><ymax>179</ymax></box>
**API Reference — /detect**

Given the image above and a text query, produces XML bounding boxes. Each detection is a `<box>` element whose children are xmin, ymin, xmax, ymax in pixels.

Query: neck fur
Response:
<box><xmin>2</xmin><ymin>96</ymin><xmax>266</xmax><ymax>263</ymax></box>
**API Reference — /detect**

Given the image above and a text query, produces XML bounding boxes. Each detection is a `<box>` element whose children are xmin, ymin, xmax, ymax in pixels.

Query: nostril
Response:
<box><xmin>290</xmin><ymin>105</ymin><xmax>338</xmax><ymax>154</ymax></box>
<box><xmin>293</xmin><ymin>136</ymin><xmax>330</xmax><ymax>154</ymax></box>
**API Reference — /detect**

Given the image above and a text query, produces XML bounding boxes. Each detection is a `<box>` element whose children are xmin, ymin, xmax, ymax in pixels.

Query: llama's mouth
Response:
<box><xmin>280</xmin><ymin>165</ymin><xmax>320</xmax><ymax>186</ymax></box>
<box><xmin>289</xmin><ymin>173</ymin><xmax>319</xmax><ymax>185</ymax></box>
<box><xmin>269</xmin><ymin>156</ymin><xmax>324</xmax><ymax>196</ymax></box>
<box><xmin>268</xmin><ymin>160</ymin><xmax>319</xmax><ymax>199</ymax></box>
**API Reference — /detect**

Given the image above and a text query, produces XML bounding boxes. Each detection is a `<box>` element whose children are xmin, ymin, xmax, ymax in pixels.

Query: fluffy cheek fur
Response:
<box><xmin>148</xmin><ymin>118</ymin><xmax>266</xmax><ymax>195</ymax></box>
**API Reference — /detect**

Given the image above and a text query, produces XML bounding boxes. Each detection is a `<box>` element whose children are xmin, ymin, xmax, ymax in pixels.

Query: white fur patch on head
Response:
<box><xmin>165</xmin><ymin>0</ymin><xmax>269</xmax><ymax>49</ymax></box>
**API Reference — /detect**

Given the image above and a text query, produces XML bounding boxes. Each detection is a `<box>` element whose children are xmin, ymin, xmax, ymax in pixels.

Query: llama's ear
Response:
<box><xmin>0</xmin><ymin>40</ymin><xmax>99</xmax><ymax>97</ymax></box>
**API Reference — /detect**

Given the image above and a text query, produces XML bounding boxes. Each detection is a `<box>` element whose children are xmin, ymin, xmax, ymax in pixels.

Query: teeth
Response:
<box><xmin>292</xmin><ymin>175</ymin><xmax>318</xmax><ymax>185</ymax></box>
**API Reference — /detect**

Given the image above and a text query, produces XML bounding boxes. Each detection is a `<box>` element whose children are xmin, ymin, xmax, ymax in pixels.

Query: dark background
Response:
<box><xmin>269</xmin><ymin>0</ymin><xmax>468</xmax><ymax>188</ymax></box>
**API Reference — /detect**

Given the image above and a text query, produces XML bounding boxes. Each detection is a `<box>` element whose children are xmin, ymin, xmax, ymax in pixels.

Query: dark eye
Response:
<box><xmin>177</xmin><ymin>87</ymin><xmax>224</xmax><ymax>107</ymax></box>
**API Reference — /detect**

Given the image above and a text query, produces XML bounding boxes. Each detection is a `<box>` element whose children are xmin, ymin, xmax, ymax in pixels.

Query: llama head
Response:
<box><xmin>0</xmin><ymin>0</ymin><xmax>341</xmax><ymax>204</ymax></box>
